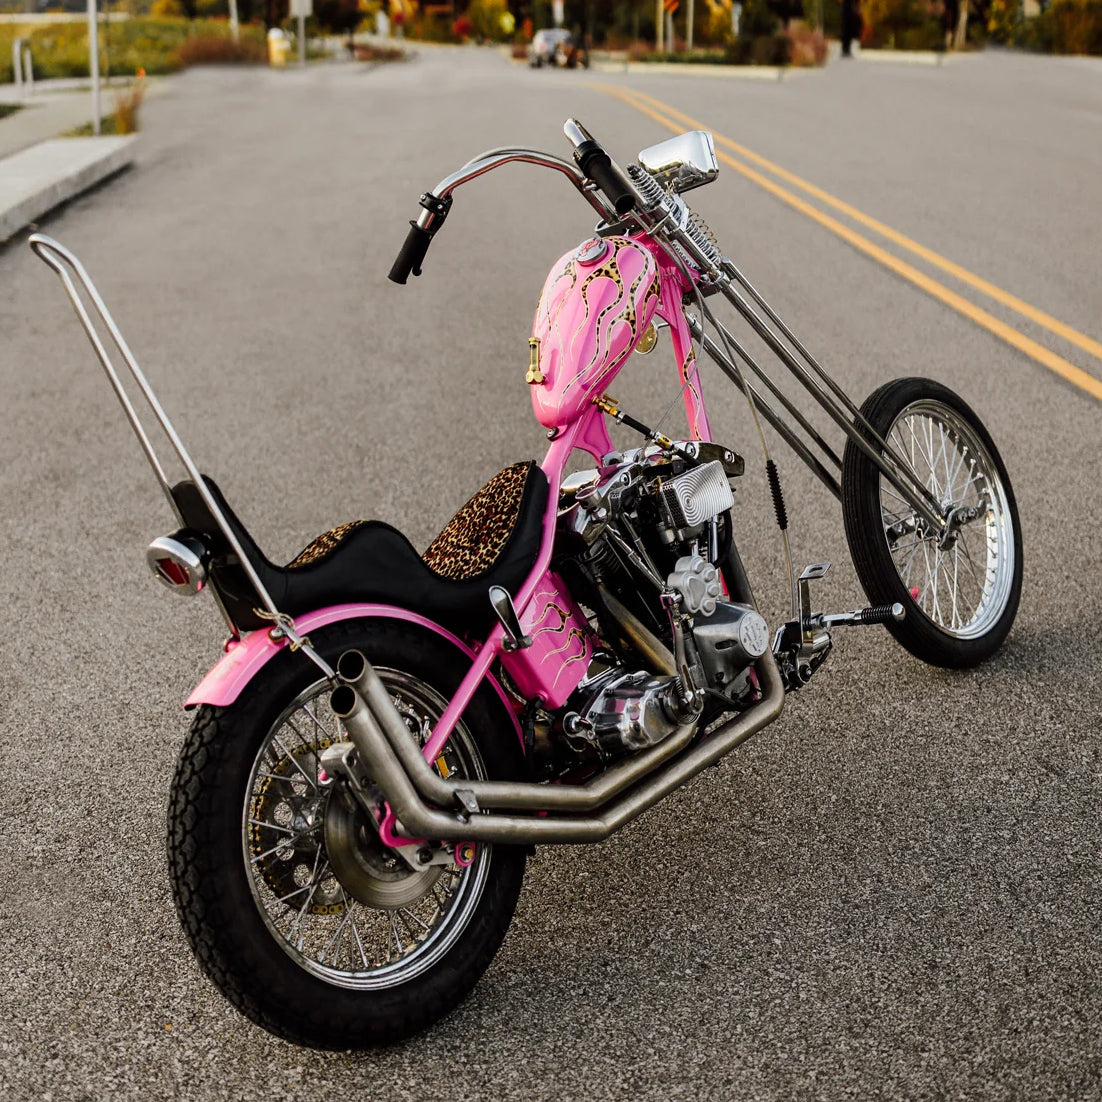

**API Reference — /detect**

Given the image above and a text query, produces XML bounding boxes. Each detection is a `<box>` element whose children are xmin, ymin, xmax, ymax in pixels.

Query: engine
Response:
<box><xmin>546</xmin><ymin>440</ymin><xmax>769</xmax><ymax>767</ymax></box>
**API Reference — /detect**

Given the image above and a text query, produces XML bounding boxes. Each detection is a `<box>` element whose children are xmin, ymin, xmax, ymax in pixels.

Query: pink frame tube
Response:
<box><xmin>420</xmin><ymin>239</ymin><xmax>714</xmax><ymax>765</ymax></box>
<box><xmin>187</xmin><ymin>234</ymin><xmax>717</xmax><ymax>779</ymax></box>
<box><xmin>655</xmin><ymin>252</ymin><xmax>712</xmax><ymax>443</ymax></box>
<box><xmin>419</xmin><ymin>415</ymin><xmax>588</xmax><ymax>763</ymax></box>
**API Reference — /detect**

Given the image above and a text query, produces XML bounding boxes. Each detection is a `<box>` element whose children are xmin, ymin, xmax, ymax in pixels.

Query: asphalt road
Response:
<box><xmin>1</xmin><ymin>46</ymin><xmax>1100</xmax><ymax>1100</ymax></box>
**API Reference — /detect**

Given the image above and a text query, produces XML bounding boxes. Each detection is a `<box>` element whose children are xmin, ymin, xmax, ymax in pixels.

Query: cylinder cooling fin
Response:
<box><xmin>659</xmin><ymin>460</ymin><xmax>734</xmax><ymax>531</ymax></box>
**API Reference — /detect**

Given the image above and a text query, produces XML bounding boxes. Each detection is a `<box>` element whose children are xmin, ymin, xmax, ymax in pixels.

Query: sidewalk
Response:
<box><xmin>0</xmin><ymin>78</ymin><xmax>144</xmax><ymax>243</ymax></box>
<box><xmin>0</xmin><ymin>78</ymin><xmax>131</xmax><ymax>159</ymax></box>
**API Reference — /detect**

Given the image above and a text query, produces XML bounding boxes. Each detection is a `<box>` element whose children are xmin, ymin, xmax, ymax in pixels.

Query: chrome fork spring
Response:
<box><xmin>626</xmin><ymin>164</ymin><xmax>722</xmax><ymax>268</ymax></box>
<box><xmin>626</xmin><ymin>163</ymin><xmax>665</xmax><ymax>208</ymax></box>
<box><xmin>686</xmin><ymin>212</ymin><xmax>721</xmax><ymax>265</ymax></box>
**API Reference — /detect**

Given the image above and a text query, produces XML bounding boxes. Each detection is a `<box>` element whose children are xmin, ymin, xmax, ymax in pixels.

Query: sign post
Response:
<box><xmin>663</xmin><ymin>0</ymin><xmax>678</xmax><ymax>51</ymax></box>
<box><xmin>290</xmin><ymin>0</ymin><xmax>312</xmax><ymax>67</ymax></box>
<box><xmin>88</xmin><ymin>0</ymin><xmax>100</xmax><ymax>136</ymax></box>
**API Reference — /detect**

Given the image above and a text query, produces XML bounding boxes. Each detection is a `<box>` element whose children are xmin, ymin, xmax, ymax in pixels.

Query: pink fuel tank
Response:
<box><xmin>530</xmin><ymin>236</ymin><xmax>661</xmax><ymax>430</ymax></box>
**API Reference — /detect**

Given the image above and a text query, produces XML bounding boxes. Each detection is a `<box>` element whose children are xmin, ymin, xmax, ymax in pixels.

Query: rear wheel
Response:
<box><xmin>167</xmin><ymin>619</ymin><xmax>526</xmax><ymax>1049</ymax></box>
<box><xmin>841</xmin><ymin>377</ymin><xmax>1022</xmax><ymax>668</ymax></box>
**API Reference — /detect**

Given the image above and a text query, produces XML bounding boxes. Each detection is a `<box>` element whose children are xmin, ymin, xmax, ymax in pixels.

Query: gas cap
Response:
<box><xmin>574</xmin><ymin>238</ymin><xmax>609</xmax><ymax>267</ymax></box>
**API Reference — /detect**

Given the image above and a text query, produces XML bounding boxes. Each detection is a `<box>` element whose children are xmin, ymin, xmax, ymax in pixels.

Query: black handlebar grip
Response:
<box><xmin>574</xmin><ymin>139</ymin><xmax>636</xmax><ymax>216</ymax></box>
<box><xmin>388</xmin><ymin>221</ymin><xmax>432</xmax><ymax>285</ymax></box>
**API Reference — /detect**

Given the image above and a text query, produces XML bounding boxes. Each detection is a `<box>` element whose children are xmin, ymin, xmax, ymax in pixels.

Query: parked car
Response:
<box><xmin>528</xmin><ymin>28</ymin><xmax>572</xmax><ymax>67</ymax></box>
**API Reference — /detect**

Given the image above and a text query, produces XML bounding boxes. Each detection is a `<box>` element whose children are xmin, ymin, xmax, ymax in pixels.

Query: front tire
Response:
<box><xmin>167</xmin><ymin>619</ymin><xmax>526</xmax><ymax>1049</ymax></box>
<box><xmin>841</xmin><ymin>377</ymin><xmax>1022</xmax><ymax>668</ymax></box>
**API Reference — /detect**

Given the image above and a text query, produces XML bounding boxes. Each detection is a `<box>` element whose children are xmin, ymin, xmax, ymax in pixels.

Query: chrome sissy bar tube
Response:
<box><xmin>29</xmin><ymin>235</ymin><xmax>333</xmax><ymax>673</ymax></box>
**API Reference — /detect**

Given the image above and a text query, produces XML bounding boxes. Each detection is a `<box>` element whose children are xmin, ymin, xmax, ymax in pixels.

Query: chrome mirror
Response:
<box><xmin>637</xmin><ymin>131</ymin><xmax>719</xmax><ymax>194</ymax></box>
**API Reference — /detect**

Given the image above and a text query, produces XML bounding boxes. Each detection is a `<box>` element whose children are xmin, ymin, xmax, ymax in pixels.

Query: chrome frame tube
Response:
<box><xmin>722</xmin><ymin>259</ymin><xmax>944</xmax><ymax>508</ymax></box>
<box><xmin>691</xmin><ymin>311</ymin><xmax>842</xmax><ymax>470</ymax></box>
<box><xmin>333</xmin><ymin>649</ymin><xmax>785</xmax><ymax>844</ymax></box>
<box><xmin>28</xmin><ymin>235</ymin><xmax>310</xmax><ymax>650</ymax></box>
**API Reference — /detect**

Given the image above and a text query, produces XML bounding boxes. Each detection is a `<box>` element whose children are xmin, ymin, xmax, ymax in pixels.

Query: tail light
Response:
<box><xmin>147</xmin><ymin>530</ymin><xmax>210</xmax><ymax>595</ymax></box>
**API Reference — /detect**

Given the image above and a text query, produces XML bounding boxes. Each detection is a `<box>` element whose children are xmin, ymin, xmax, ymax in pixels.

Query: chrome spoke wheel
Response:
<box><xmin>242</xmin><ymin>671</ymin><xmax>490</xmax><ymax>991</ymax></box>
<box><xmin>879</xmin><ymin>400</ymin><xmax>1014</xmax><ymax>640</ymax></box>
<box><xmin>842</xmin><ymin>378</ymin><xmax>1022</xmax><ymax>668</ymax></box>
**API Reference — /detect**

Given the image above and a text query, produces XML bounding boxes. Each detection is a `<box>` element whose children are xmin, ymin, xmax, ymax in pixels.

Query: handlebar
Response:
<box><xmin>388</xmin><ymin>221</ymin><xmax>433</xmax><ymax>285</ymax></box>
<box><xmin>563</xmin><ymin>119</ymin><xmax>637</xmax><ymax>216</ymax></box>
<box><xmin>387</xmin><ymin>122</ymin><xmax>638</xmax><ymax>285</ymax></box>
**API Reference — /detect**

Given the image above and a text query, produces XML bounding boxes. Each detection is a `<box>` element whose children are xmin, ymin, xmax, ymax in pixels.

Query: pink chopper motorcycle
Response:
<box><xmin>30</xmin><ymin>120</ymin><xmax>1022</xmax><ymax>1049</ymax></box>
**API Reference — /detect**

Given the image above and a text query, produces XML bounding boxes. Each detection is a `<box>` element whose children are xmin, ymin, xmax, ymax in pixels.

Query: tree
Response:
<box><xmin>315</xmin><ymin>0</ymin><xmax>363</xmax><ymax>37</ymax></box>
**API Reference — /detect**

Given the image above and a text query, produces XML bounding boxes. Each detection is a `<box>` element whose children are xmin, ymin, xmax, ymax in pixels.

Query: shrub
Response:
<box><xmin>407</xmin><ymin>14</ymin><xmax>460</xmax><ymax>41</ymax></box>
<box><xmin>861</xmin><ymin>0</ymin><xmax>945</xmax><ymax>47</ymax></box>
<box><xmin>466</xmin><ymin>0</ymin><xmax>510</xmax><ymax>40</ymax></box>
<box><xmin>1027</xmin><ymin>0</ymin><xmax>1102</xmax><ymax>52</ymax></box>
<box><xmin>724</xmin><ymin>31</ymin><xmax>790</xmax><ymax>61</ymax></box>
<box><xmin>452</xmin><ymin>15</ymin><xmax>474</xmax><ymax>38</ymax></box>
<box><xmin>1</xmin><ymin>18</ymin><xmax>266</xmax><ymax>83</ymax></box>
<box><xmin>353</xmin><ymin>42</ymin><xmax>406</xmax><ymax>60</ymax></box>
<box><xmin>113</xmin><ymin>76</ymin><xmax>145</xmax><ymax>133</ymax></box>
<box><xmin>786</xmin><ymin>18</ymin><xmax>828</xmax><ymax>62</ymax></box>
<box><xmin>174</xmin><ymin>33</ymin><xmax>267</xmax><ymax>64</ymax></box>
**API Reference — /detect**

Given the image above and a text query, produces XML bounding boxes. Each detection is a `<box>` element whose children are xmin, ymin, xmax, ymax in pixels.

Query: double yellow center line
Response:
<box><xmin>593</xmin><ymin>83</ymin><xmax>1102</xmax><ymax>403</ymax></box>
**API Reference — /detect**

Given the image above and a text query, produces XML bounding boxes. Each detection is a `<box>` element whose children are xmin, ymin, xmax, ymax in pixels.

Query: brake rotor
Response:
<box><xmin>324</xmin><ymin>790</ymin><xmax>444</xmax><ymax>910</ymax></box>
<box><xmin>248</xmin><ymin>738</ymin><xmax>345</xmax><ymax>915</ymax></box>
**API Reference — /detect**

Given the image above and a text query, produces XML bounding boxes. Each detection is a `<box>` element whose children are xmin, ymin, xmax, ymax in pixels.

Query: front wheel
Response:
<box><xmin>167</xmin><ymin>619</ymin><xmax>526</xmax><ymax>1049</ymax></box>
<box><xmin>841</xmin><ymin>377</ymin><xmax>1022</xmax><ymax>668</ymax></box>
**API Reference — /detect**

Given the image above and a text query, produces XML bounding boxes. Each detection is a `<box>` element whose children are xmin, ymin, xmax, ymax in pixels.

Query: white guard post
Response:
<box><xmin>88</xmin><ymin>0</ymin><xmax>101</xmax><ymax>135</ymax></box>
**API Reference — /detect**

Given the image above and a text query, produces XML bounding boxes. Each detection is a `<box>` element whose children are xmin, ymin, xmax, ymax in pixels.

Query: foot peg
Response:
<box><xmin>809</xmin><ymin>603</ymin><xmax>905</xmax><ymax>630</ymax></box>
<box><xmin>774</xmin><ymin>562</ymin><xmax>905</xmax><ymax>690</ymax></box>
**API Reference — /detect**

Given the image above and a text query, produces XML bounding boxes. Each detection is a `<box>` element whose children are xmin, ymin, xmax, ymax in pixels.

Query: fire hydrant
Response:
<box><xmin>267</xmin><ymin>28</ymin><xmax>291</xmax><ymax>67</ymax></box>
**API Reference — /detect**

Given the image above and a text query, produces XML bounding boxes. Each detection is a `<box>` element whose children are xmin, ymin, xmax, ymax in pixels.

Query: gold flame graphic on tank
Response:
<box><xmin>529</xmin><ymin>237</ymin><xmax>661</xmax><ymax>431</ymax></box>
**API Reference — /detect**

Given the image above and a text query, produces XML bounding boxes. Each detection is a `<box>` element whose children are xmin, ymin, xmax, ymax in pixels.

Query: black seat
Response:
<box><xmin>171</xmin><ymin>462</ymin><xmax>549</xmax><ymax>634</ymax></box>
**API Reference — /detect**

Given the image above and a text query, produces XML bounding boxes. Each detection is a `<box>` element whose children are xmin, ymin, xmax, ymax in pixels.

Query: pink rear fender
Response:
<box><xmin>185</xmin><ymin>603</ymin><xmax>524</xmax><ymax>750</ymax></box>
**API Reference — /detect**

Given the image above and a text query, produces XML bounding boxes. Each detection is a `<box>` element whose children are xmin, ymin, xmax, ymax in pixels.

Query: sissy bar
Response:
<box><xmin>28</xmin><ymin>234</ymin><xmax>327</xmax><ymax>667</ymax></box>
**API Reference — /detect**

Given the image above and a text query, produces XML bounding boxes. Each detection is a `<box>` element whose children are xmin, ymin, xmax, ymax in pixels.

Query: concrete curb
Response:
<box><xmin>855</xmin><ymin>48</ymin><xmax>949</xmax><ymax>65</ymax></box>
<box><xmin>588</xmin><ymin>59</ymin><xmax>795</xmax><ymax>80</ymax></box>
<box><xmin>0</xmin><ymin>134</ymin><xmax>138</xmax><ymax>243</ymax></box>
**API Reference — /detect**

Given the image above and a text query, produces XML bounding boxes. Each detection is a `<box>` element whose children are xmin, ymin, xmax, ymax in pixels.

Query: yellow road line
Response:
<box><xmin>596</xmin><ymin>84</ymin><xmax>1102</xmax><ymax>403</ymax></box>
<box><xmin>599</xmin><ymin>83</ymin><xmax>1102</xmax><ymax>369</ymax></box>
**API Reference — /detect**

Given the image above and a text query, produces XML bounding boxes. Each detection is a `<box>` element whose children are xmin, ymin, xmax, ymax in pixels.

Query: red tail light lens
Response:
<box><xmin>146</xmin><ymin>531</ymin><xmax>210</xmax><ymax>595</ymax></box>
<box><xmin>154</xmin><ymin>557</ymin><xmax>190</xmax><ymax>588</ymax></box>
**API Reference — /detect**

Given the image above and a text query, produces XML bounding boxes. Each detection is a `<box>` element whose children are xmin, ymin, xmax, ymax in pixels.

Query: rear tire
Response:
<box><xmin>841</xmin><ymin>377</ymin><xmax>1022</xmax><ymax>668</ymax></box>
<box><xmin>167</xmin><ymin>618</ymin><xmax>526</xmax><ymax>1049</ymax></box>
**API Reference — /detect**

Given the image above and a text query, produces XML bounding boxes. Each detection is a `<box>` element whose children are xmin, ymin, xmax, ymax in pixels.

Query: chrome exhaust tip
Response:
<box><xmin>146</xmin><ymin>530</ymin><xmax>210</xmax><ymax>595</ymax></box>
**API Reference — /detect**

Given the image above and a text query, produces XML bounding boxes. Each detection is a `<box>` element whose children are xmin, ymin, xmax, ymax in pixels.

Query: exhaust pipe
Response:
<box><xmin>329</xmin><ymin>649</ymin><xmax>785</xmax><ymax>846</ymax></box>
<box><xmin>335</xmin><ymin>649</ymin><xmax>695</xmax><ymax>814</ymax></box>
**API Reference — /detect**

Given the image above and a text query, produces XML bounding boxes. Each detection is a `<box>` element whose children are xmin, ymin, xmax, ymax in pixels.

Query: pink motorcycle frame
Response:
<box><xmin>187</xmin><ymin>238</ymin><xmax>708</xmax><ymax>769</ymax></box>
<box><xmin>26</xmin><ymin>155</ymin><xmax>712</xmax><ymax>791</ymax></box>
